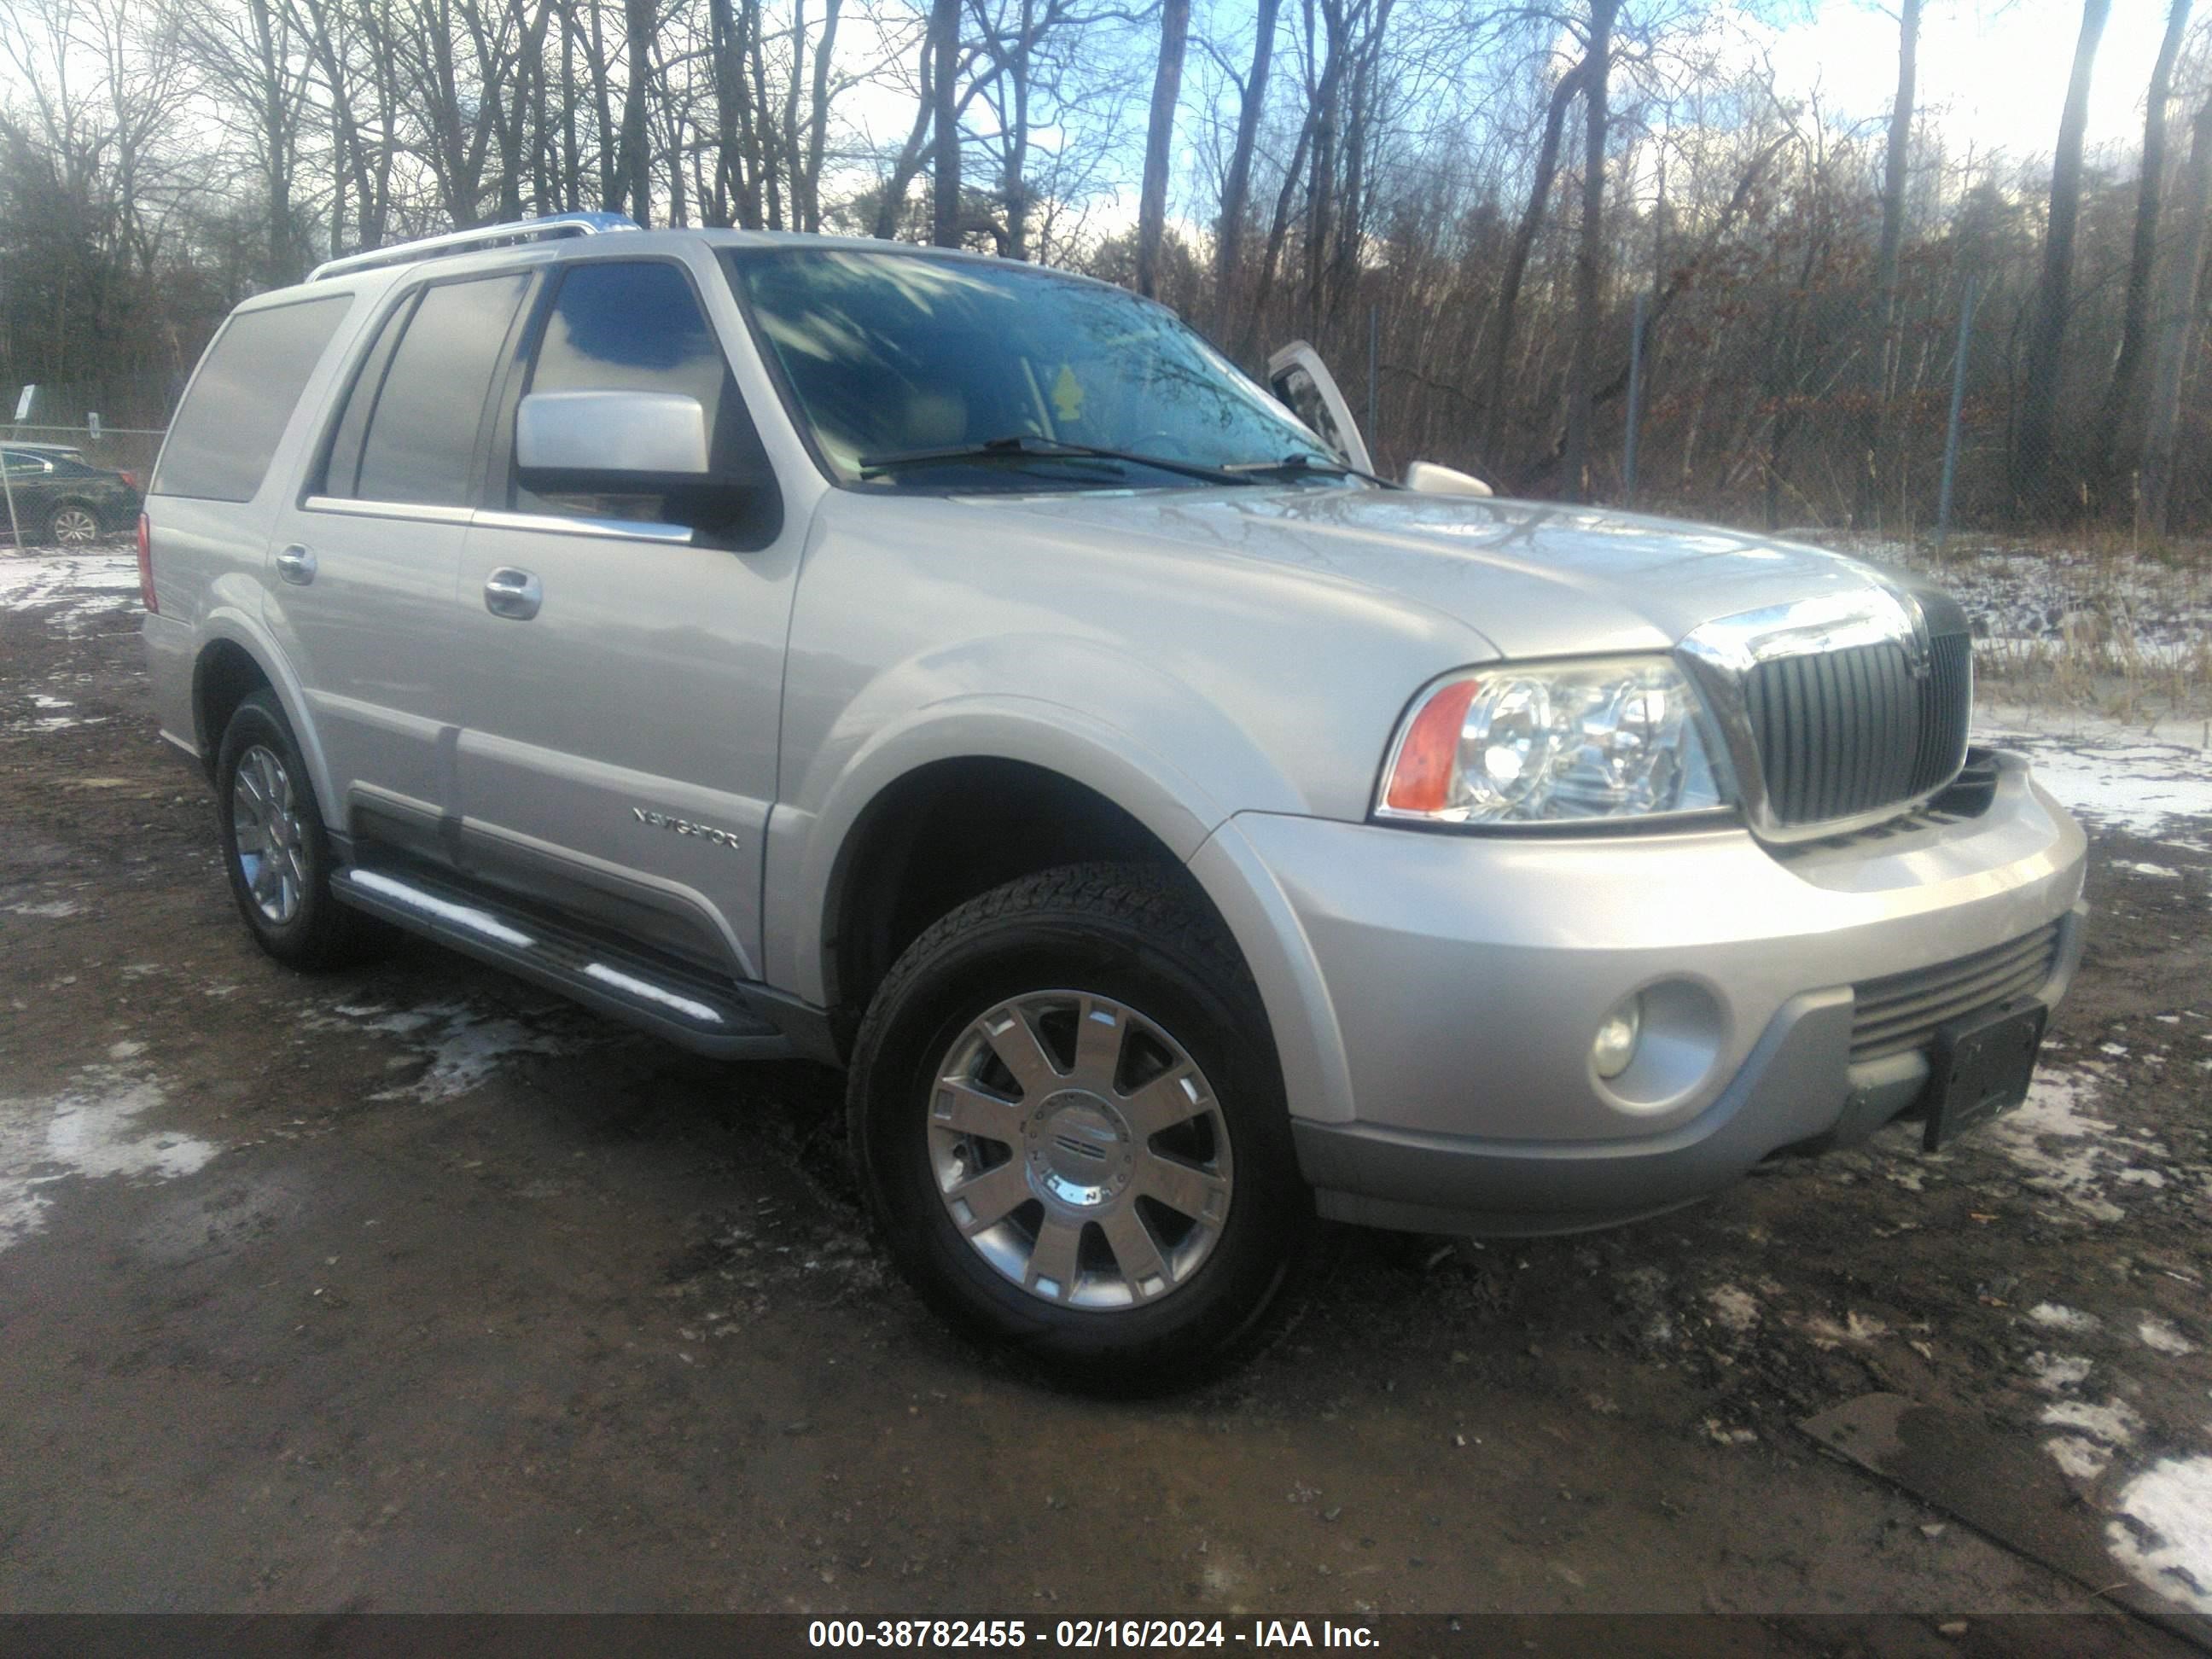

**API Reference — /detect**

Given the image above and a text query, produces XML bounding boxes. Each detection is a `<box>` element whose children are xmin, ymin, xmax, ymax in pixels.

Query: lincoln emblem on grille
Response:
<box><xmin>1895</xmin><ymin>586</ymin><xmax>1936</xmax><ymax>680</ymax></box>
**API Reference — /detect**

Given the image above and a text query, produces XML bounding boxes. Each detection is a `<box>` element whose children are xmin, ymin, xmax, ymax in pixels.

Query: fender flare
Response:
<box><xmin>763</xmin><ymin>694</ymin><xmax>1354</xmax><ymax>1125</ymax></box>
<box><xmin>191</xmin><ymin>606</ymin><xmax>336</xmax><ymax>818</ymax></box>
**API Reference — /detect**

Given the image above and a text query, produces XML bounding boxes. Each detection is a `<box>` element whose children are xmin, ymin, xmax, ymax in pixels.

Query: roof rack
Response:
<box><xmin>307</xmin><ymin>211</ymin><xmax>641</xmax><ymax>282</ymax></box>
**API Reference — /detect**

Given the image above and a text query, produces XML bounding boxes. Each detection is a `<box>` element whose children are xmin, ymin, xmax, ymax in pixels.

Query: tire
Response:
<box><xmin>213</xmin><ymin>690</ymin><xmax>384</xmax><ymax>969</ymax></box>
<box><xmin>46</xmin><ymin>501</ymin><xmax>102</xmax><ymax>547</ymax></box>
<box><xmin>847</xmin><ymin>862</ymin><xmax>1314</xmax><ymax>1391</ymax></box>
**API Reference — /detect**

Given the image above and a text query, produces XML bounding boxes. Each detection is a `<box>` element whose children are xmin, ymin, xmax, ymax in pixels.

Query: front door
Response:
<box><xmin>448</xmin><ymin>253</ymin><xmax>797</xmax><ymax>980</ymax></box>
<box><xmin>1266</xmin><ymin>341</ymin><xmax>1373</xmax><ymax>474</ymax></box>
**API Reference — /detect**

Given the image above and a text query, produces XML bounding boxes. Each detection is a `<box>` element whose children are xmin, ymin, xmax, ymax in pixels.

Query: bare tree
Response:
<box><xmin>929</xmin><ymin>0</ymin><xmax>961</xmax><ymax>243</ymax></box>
<box><xmin>1209</xmin><ymin>0</ymin><xmax>1282</xmax><ymax>326</ymax></box>
<box><xmin>2094</xmin><ymin>0</ymin><xmax>2192</xmax><ymax>489</ymax></box>
<box><xmin>1479</xmin><ymin>55</ymin><xmax>1589</xmax><ymax>461</ymax></box>
<box><xmin>1559</xmin><ymin>0</ymin><xmax>1619</xmax><ymax>503</ymax></box>
<box><xmin>2143</xmin><ymin>92</ymin><xmax>2212</xmax><ymax>533</ymax></box>
<box><xmin>1859</xmin><ymin>0</ymin><xmax>1918</xmax><ymax>526</ymax></box>
<box><xmin>1135</xmin><ymin>0</ymin><xmax>1190</xmax><ymax>296</ymax></box>
<box><xmin>2012</xmin><ymin>0</ymin><xmax>2110</xmax><ymax>515</ymax></box>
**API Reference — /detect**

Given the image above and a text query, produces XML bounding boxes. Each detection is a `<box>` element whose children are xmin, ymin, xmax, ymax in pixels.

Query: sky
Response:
<box><xmin>1750</xmin><ymin>0</ymin><xmax>2180</xmax><ymax>162</ymax></box>
<box><xmin>830</xmin><ymin>0</ymin><xmax>2191</xmax><ymax>239</ymax></box>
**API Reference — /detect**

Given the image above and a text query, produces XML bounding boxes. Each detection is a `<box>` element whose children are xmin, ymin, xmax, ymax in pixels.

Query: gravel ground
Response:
<box><xmin>2</xmin><ymin>545</ymin><xmax>2209</xmax><ymax>1646</ymax></box>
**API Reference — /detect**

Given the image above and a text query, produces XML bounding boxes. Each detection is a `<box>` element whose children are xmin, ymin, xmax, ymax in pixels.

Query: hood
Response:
<box><xmin>981</xmin><ymin>486</ymin><xmax>1895</xmax><ymax>660</ymax></box>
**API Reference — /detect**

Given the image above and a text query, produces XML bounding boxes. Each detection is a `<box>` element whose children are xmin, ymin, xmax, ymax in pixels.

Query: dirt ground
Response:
<box><xmin>3</xmin><ymin>546</ymin><xmax>2209</xmax><ymax>1647</ymax></box>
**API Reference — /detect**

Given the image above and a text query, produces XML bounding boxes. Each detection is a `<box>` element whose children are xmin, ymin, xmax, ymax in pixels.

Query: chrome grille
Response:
<box><xmin>1742</xmin><ymin>631</ymin><xmax>1972</xmax><ymax>828</ymax></box>
<box><xmin>1850</xmin><ymin>921</ymin><xmax>2063</xmax><ymax>1062</ymax></box>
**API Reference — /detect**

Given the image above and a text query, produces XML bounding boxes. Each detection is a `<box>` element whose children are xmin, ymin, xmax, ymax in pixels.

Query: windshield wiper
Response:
<box><xmin>1221</xmin><ymin>451</ymin><xmax>1399</xmax><ymax>488</ymax></box>
<box><xmin>855</xmin><ymin>434</ymin><xmax>1259</xmax><ymax>487</ymax></box>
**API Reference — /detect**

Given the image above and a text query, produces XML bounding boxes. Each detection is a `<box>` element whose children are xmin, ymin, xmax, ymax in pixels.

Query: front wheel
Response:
<box><xmin>847</xmin><ymin>864</ymin><xmax>1314</xmax><ymax>1390</ymax></box>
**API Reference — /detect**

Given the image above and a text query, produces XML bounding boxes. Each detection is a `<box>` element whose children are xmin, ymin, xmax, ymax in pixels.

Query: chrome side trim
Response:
<box><xmin>1677</xmin><ymin>588</ymin><xmax>1953</xmax><ymax>846</ymax></box>
<box><xmin>307</xmin><ymin>211</ymin><xmax>640</xmax><ymax>282</ymax></box>
<box><xmin>297</xmin><ymin>498</ymin><xmax>694</xmax><ymax>544</ymax></box>
<box><xmin>301</xmin><ymin>495</ymin><xmax>476</xmax><ymax>526</ymax></box>
<box><xmin>471</xmin><ymin>509</ymin><xmax>694</xmax><ymax>544</ymax></box>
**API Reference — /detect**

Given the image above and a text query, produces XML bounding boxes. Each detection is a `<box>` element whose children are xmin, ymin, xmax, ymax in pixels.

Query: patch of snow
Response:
<box><xmin>2030</xmin><ymin>1302</ymin><xmax>2102</xmax><ymax>1334</ymax></box>
<box><xmin>0</xmin><ymin>552</ymin><xmax>142</xmax><ymax>636</ymax></box>
<box><xmin>2140</xmin><ymin>1318</ymin><xmax>2198</xmax><ymax>1357</ymax></box>
<box><xmin>2025</xmin><ymin>1352</ymin><xmax>2093</xmax><ymax>1393</ymax></box>
<box><xmin>580</xmin><ymin>960</ymin><xmax>723</xmax><ymax>1024</ymax></box>
<box><xmin>2040</xmin><ymin>1398</ymin><xmax>2145</xmax><ymax>1447</ymax></box>
<box><xmin>1985</xmin><ymin>1068</ymin><xmax>2127</xmax><ymax>1220</ymax></box>
<box><xmin>0</xmin><ymin>1063</ymin><xmax>218</xmax><ymax>1254</ymax></box>
<box><xmin>2115</xmin><ymin>862</ymin><xmax>2183</xmax><ymax>880</ymax></box>
<box><xmin>314</xmin><ymin>998</ymin><xmax>582</xmax><ymax>1102</ymax></box>
<box><xmin>2</xmin><ymin>899</ymin><xmax>81</xmax><ymax>918</ymax></box>
<box><xmin>2107</xmin><ymin>1455</ymin><xmax>2212</xmax><ymax>1613</ymax></box>
<box><xmin>347</xmin><ymin>870</ymin><xmax>535</xmax><ymax>948</ymax></box>
<box><xmin>1975</xmin><ymin>706</ymin><xmax>2212</xmax><ymax>848</ymax></box>
<box><xmin>1707</xmin><ymin>1284</ymin><xmax>1760</xmax><ymax>1333</ymax></box>
<box><xmin>2046</xmin><ymin>1436</ymin><xmax>2113</xmax><ymax>1481</ymax></box>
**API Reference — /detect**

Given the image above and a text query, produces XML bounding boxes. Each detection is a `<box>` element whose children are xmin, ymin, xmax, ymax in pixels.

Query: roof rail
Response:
<box><xmin>307</xmin><ymin>211</ymin><xmax>641</xmax><ymax>282</ymax></box>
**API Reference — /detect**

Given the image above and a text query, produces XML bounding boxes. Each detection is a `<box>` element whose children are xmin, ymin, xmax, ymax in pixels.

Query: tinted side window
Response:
<box><xmin>515</xmin><ymin>260</ymin><xmax>768</xmax><ymax>526</ymax></box>
<box><xmin>355</xmin><ymin>274</ymin><xmax>528</xmax><ymax>507</ymax></box>
<box><xmin>151</xmin><ymin>295</ymin><xmax>351</xmax><ymax>502</ymax></box>
<box><xmin>317</xmin><ymin>295</ymin><xmax>411</xmax><ymax>498</ymax></box>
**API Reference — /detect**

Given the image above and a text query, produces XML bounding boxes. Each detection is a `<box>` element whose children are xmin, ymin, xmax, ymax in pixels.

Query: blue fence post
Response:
<box><xmin>1624</xmin><ymin>289</ymin><xmax>1648</xmax><ymax>508</ymax></box>
<box><xmin>1936</xmin><ymin>278</ymin><xmax>1978</xmax><ymax>553</ymax></box>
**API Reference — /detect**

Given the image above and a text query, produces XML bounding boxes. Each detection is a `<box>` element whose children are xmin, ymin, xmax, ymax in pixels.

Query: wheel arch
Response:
<box><xmin>767</xmin><ymin>699</ymin><xmax>1351</xmax><ymax>1121</ymax></box>
<box><xmin>190</xmin><ymin>616</ymin><xmax>335</xmax><ymax>817</ymax></box>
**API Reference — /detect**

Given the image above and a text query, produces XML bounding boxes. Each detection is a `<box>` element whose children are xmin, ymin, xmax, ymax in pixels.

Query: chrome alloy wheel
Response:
<box><xmin>928</xmin><ymin>991</ymin><xmax>1234</xmax><ymax>1310</ymax></box>
<box><xmin>230</xmin><ymin>743</ymin><xmax>307</xmax><ymax>925</ymax></box>
<box><xmin>50</xmin><ymin>507</ymin><xmax>100</xmax><ymax>546</ymax></box>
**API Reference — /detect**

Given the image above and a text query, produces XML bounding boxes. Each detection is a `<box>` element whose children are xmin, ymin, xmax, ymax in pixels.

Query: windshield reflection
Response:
<box><xmin>726</xmin><ymin>248</ymin><xmax>1344</xmax><ymax>490</ymax></box>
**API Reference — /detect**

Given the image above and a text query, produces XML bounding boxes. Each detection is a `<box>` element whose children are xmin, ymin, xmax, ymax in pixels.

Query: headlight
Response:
<box><xmin>1375</xmin><ymin>657</ymin><xmax>1732</xmax><ymax>825</ymax></box>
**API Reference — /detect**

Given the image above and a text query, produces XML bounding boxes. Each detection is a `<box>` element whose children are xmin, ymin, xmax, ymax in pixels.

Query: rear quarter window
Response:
<box><xmin>153</xmin><ymin>294</ymin><xmax>352</xmax><ymax>502</ymax></box>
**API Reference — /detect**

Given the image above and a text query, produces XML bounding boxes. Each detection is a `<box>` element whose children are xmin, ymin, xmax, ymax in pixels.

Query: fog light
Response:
<box><xmin>1592</xmin><ymin>995</ymin><xmax>1643</xmax><ymax>1080</ymax></box>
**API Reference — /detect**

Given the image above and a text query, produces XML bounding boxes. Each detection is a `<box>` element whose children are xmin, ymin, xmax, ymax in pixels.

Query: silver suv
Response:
<box><xmin>140</xmin><ymin>213</ymin><xmax>2087</xmax><ymax>1385</ymax></box>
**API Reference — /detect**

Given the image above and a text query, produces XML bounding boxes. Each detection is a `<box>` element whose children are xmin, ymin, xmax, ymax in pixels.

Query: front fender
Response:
<box><xmin>760</xmin><ymin>687</ymin><xmax>1354</xmax><ymax>1123</ymax></box>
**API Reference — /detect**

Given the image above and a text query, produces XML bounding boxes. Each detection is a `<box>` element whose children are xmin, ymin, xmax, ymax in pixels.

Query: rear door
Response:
<box><xmin>447</xmin><ymin>252</ymin><xmax>797</xmax><ymax>980</ymax></box>
<box><xmin>1266</xmin><ymin>341</ymin><xmax>1373</xmax><ymax>474</ymax></box>
<box><xmin>266</xmin><ymin>270</ymin><xmax>533</xmax><ymax>855</ymax></box>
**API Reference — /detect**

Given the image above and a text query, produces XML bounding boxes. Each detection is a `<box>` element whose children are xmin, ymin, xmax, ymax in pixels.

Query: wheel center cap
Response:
<box><xmin>1025</xmin><ymin>1090</ymin><xmax>1133</xmax><ymax>1208</ymax></box>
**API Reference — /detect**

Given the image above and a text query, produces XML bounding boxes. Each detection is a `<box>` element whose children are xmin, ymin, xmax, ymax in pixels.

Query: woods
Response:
<box><xmin>5</xmin><ymin>0</ymin><xmax>2212</xmax><ymax>535</ymax></box>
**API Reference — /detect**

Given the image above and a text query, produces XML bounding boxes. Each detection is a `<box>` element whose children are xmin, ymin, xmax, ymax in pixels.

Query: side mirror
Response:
<box><xmin>516</xmin><ymin>389</ymin><xmax>710</xmax><ymax>490</ymax></box>
<box><xmin>1404</xmin><ymin>460</ymin><xmax>1493</xmax><ymax>498</ymax></box>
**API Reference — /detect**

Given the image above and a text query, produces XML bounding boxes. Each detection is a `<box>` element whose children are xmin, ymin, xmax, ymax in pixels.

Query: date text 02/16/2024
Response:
<box><xmin>805</xmin><ymin>1621</ymin><xmax>1381</xmax><ymax>1650</ymax></box>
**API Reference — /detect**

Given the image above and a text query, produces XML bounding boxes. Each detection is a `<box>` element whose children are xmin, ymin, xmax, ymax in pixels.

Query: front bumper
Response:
<box><xmin>1199</xmin><ymin>750</ymin><xmax>2087</xmax><ymax>1236</ymax></box>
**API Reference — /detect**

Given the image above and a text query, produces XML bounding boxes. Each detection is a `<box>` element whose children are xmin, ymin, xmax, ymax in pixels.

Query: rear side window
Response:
<box><xmin>153</xmin><ymin>295</ymin><xmax>351</xmax><ymax>502</ymax></box>
<box><xmin>349</xmin><ymin>273</ymin><xmax>529</xmax><ymax>507</ymax></box>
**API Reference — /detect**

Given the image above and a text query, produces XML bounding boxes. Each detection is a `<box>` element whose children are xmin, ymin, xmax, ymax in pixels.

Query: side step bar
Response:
<box><xmin>329</xmin><ymin>865</ymin><xmax>797</xmax><ymax>1061</ymax></box>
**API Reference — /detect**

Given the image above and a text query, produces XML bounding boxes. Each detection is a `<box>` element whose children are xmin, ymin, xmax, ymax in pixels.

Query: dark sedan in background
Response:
<box><xmin>2</xmin><ymin>444</ymin><xmax>144</xmax><ymax>546</ymax></box>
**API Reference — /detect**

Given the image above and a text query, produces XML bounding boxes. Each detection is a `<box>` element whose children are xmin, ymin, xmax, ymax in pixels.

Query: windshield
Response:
<box><xmin>726</xmin><ymin>247</ymin><xmax>1347</xmax><ymax>490</ymax></box>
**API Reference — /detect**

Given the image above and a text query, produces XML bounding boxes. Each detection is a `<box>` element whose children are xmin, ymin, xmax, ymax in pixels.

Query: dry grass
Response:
<box><xmin>1802</xmin><ymin>528</ymin><xmax>2212</xmax><ymax>720</ymax></box>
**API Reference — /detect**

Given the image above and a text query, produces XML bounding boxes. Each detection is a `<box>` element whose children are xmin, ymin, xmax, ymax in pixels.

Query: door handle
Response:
<box><xmin>483</xmin><ymin>566</ymin><xmax>543</xmax><ymax>620</ymax></box>
<box><xmin>275</xmin><ymin>544</ymin><xmax>317</xmax><ymax>585</ymax></box>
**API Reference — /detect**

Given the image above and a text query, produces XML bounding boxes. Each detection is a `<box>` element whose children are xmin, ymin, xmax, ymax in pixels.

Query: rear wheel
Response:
<box><xmin>848</xmin><ymin>863</ymin><xmax>1313</xmax><ymax>1390</ymax></box>
<box><xmin>214</xmin><ymin>690</ymin><xmax>385</xmax><ymax>969</ymax></box>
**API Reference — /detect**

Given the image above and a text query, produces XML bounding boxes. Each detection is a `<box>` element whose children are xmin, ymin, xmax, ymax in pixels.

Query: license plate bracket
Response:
<box><xmin>1923</xmin><ymin>999</ymin><xmax>2048</xmax><ymax>1151</ymax></box>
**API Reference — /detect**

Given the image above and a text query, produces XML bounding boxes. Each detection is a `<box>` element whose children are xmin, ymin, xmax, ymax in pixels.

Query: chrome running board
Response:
<box><xmin>330</xmin><ymin>864</ymin><xmax>795</xmax><ymax>1060</ymax></box>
